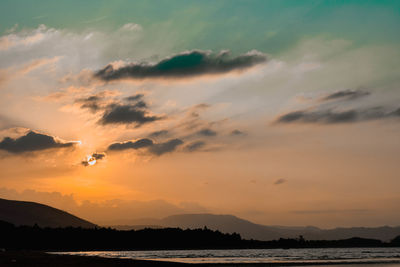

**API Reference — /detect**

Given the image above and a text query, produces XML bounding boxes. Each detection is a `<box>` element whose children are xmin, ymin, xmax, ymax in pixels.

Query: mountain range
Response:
<box><xmin>111</xmin><ymin>213</ymin><xmax>400</xmax><ymax>242</ymax></box>
<box><xmin>1</xmin><ymin>198</ymin><xmax>399</xmax><ymax>241</ymax></box>
<box><xmin>0</xmin><ymin>198</ymin><xmax>95</xmax><ymax>228</ymax></box>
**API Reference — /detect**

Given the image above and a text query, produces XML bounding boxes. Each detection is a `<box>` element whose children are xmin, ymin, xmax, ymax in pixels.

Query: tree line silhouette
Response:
<box><xmin>1</xmin><ymin>220</ymin><xmax>399</xmax><ymax>250</ymax></box>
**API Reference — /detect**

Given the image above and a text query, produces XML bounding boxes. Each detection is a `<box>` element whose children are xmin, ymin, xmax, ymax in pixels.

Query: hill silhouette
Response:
<box><xmin>114</xmin><ymin>213</ymin><xmax>400</xmax><ymax>241</ymax></box>
<box><xmin>0</xmin><ymin>198</ymin><xmax>95</xmax><ymax>228</ymax></box>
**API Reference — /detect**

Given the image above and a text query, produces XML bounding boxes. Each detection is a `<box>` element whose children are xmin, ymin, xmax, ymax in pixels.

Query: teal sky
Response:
<box><xmin>2</xmin><ymin>0</ymin><xmax>400</xmax><ymax>55</ymax></box>
<box><xmin>1</xmin><ymin>0</ymin><xmax>400</xmax><ymax>227</ymax></box>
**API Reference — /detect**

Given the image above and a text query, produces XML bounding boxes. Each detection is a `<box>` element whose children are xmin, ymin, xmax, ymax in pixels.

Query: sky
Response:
<box><xmin>0</xmin><ymin>0</ymin><xmax>400</xmax><ymax>228</ymax></box>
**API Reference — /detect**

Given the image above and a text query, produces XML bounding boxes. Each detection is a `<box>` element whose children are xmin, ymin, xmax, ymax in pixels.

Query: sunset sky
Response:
<box><xmin>1</xmin><ymin>0</ymin><xmax>400</xmax><ymax>228</ymax></box>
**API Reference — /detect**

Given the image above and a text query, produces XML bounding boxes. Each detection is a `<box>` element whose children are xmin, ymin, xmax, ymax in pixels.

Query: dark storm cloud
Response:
<box><xmin>275</xmin><ymin>106</ymin><xmax>400</xmax><ymax>124</ymax></box>
<box><xmin>322</xmin><ymin>89</ymin><xmax>370</xmax><ymax>101</ymax></box>
<box><xmin>148</xmin><ymin>139</ymin><xmax>184</xmax><ymax>156</ymax></box>
<box><xmin>99</xmin><ymin>104</ymin><xmax>162</xmax><ymax>125</ymax></box>
<box><xmin>107</xmin><ymin>138</ymin><xmax>154</xmax><ymax>151</ymax></box>
<box><xmin>94</xmin><ymin>50</ymin><xmax>267</xmax><ymax>81</ymax></box>
<box><xmin>184</xmin><ymin>141</ymin><xmax>206</xmax><ymax>152</ymax></box>
<box><xmin>0</xmin><ymin>131</ymin><xmax>76</xmax><ymax>153</ymax></box>
<box><xmin>197</xmin><ymin>128</ymin><xmax>217</xmax><ymax>137</ymax></box>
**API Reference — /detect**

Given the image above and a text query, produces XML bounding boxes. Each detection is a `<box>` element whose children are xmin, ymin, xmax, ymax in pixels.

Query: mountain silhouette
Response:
<box><xmin>0</xmin><ymin>198</ymin><xmax>95</xmax><ymax>228</ymax></box>
<box><xmin>112</xmin><ymin>213</ymin><xmax>400</xmax><ymax>241</ymax></box>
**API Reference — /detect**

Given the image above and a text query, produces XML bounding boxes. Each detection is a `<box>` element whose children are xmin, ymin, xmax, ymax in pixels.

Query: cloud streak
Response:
<box><xmin>148</xmin><ymin>139</ymin><xmax>184</xmax><ymax>156</ymax></box>
<box><xmin>275</xmin><ymin>107</ymin><xmax>400</xmax><ymax>124</ymax></box>
<box><xmin>107</xmin><ymin>138</ymin><xmax>154</xmax><ymax>151</ymax></box>
<box><xmin>94</xmin><ymin>50</ymin><xmax>267</xmax><ymax>81</ymax></box>
<box><xmin>321</xmin><ymin>89</ymin><xmax>370</xmax><ymax>102</ymax></box>
<box><xmin>108</xmin><ymin>138</ymin><xmax>183</xmax><ymax>156</ymax></box>
<box><xmin>197</xmin><ymin>128</ymin><xmax>217</xmax><ymax>137</ymax></box>
<box><xmin>184</xmin><ymin>141</ymin><xmax>206</xmax><ymax>152</ymax></box>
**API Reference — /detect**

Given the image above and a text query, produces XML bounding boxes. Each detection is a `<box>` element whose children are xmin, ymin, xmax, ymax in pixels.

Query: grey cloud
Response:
<box><xmin>94</xmin><ymin>50</ymin><xmax>267</xmax><ymax>81</ymax></box>
<box><xmin>0</xmin><ymin>131</ymin><xmax>76</xmax><ymax>153</ymax></box>
<box><xmin>231</xmin><ymin>129</ymin><xmax>245</xmax><ymax>136</ymax></box>
<box><xmin>275</xmin><ymin>107</ymin><xmax>400</xmax><ymax>124</ymax></box>
<box><xmin>76</xmin><ymin>92</ymin><xmax>159</xmax><ymax>126</ymax></box>
<box><xmin>81</xmin><ymin>152</ymin><xmax>106</xmax><ymax>167</ymax></box>
<box><xmin>274</xmin><ymin>178</ymin><xmax>287</xmax><ymax>185</ymax></box>
<box><xmin>292</xmin><ymin>209</ymin><xmax>369</xmax><ymax>214</ymax></box>
<box><xmin>92</xmin><ymin>152</ymin><xmax>106</xmax><ymax>160</ymax></box>
<box><xmin>197</xmin><ymin>128</ymin><xmax>217</xmax><ymax>137</ymax></box>
<box><xmin>125</xmin><ymin>94</ymin><xmax>144</xmax><ymax>102</ymax></box>
<box><xmin>76</xmin><ymin>91</ymin><xmax>118</xmax><ymax>113</ymax></box>
<box><xmin>108</xmin><ymin>138</ymin><xmax>182</xmax><ymax>156</ymax></box>
<box><xmin>76</xmin><ymin>95</ymin><xmax>103</xmax><ymax>112</ymax></box>
<box><xmin>390</xmin><ymin>107</ymin><xmax>400</xmax><ymax>116</ymax></box>
<box><xmin>99</xmin><ymin>104</ymin><xmax>162</xmax><ymax>125</ymax></box>
<box><xmin>124</xmin><ymin>94</ymin><xmax>147</xmax><ymax>108</ymax></box>
<box><xmin>131</xmin><ymin>100</ymin><xmax>147</xmax><ymax>109</ymax></box>
<box><xmin>149</xmin><ymin>139</ymin><xmax>183</xmax><ymax>156</ymax></box>
<box><xmin>184</xmin><ymin>141</ymin><xmax>206</xmax><ymax>152</ymax></box>
<box><xmin>148</xmin><ymin>130</ymin><xmax>169</xmax><ymax>138</ymax></box>
<box><xmin>107</xmin><ymin>138</ymin><xmax>154</xmax><ymax>151</ymax></box>
<box><xmin>322</xmin><ymin>89</ymin><xmax>370</xmax><ymax>101</ymax></box>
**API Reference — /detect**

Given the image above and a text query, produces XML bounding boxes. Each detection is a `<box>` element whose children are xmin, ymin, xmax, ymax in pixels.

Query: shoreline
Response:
<box><xmin>0</xmin><ymin>250</ymin><xmax>186</xmax><ymax>267</ymax></box>
<box><xmin>1</xmin><ymin>250</ymin><xmax>400</xmax><ymax>267</ymax></box>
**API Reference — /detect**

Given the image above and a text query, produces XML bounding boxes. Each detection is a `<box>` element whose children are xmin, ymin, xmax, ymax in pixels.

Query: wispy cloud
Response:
<box><xmin>321</xmin><ymin>89</ymin><xmax>370</xmax><ymax>102</ymax></box>
<box><xmin>148</xmin><ymin>139</ymin><xmax>184</xmax><ymax>156</ymax></box>
<box><xmin>275</xmin><ymin>107</ymin><xmax>400</xmax><ymax>124</ymax></box>
<box><xmin>184</xmin><ymin>141</ymin><xmax>206</xmax><ymax>152</ymax></box>
<box><xmin>107</xmin><ymin>139</ymin><xmax>154</xmax><ymax>151</ymax></box>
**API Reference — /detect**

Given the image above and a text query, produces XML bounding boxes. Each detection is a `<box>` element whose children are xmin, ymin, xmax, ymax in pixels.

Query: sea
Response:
<box><xmin>53</xmin><ymin>247</ymin><xmax>400</xmax><ymax>265</ymax></box>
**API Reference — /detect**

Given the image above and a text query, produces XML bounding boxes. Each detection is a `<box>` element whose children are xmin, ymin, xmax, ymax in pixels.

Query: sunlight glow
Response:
<box><xmin>87</xmin><ymin>156</ymin><xmax>96</xmax><ymax>166</ymax></box>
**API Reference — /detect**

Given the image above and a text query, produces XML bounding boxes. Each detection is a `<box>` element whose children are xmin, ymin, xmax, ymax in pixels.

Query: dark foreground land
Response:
<box><xmin>2</xmin><ymin>250</ymin><xmax>400</xmax><ymax>267</ymax></box>
<box><xmin>1</xmin><ymin>220</ymin><xmax>400</xmax><ymax>250</ymax></box>
<box><xmin>0</xmin><ymin>250</ymin><xmax>187</xmax><ymax>267</ymax></box>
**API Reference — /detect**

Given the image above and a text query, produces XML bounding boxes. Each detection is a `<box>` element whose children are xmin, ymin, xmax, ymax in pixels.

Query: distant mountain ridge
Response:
<box><xmin>0</xmin><ymin>198</ymin><xmax>95</xmax><ymax>228</ymax></box>
<box><xmin>112</xmin><ymin>213</ymin><xmax>400</xmax><ymax>242</ymax></box>
<box><xmin>1</xmin><ymin>198</ymin><xmax>398</xmax><ymax>242</ymax></box>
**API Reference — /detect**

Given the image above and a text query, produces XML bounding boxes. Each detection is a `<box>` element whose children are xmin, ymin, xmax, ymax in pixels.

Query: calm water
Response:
<box><xmin>53</xmin><ymin>247</ymin><xmax>400</xmax><ymax>265</ymax></box>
